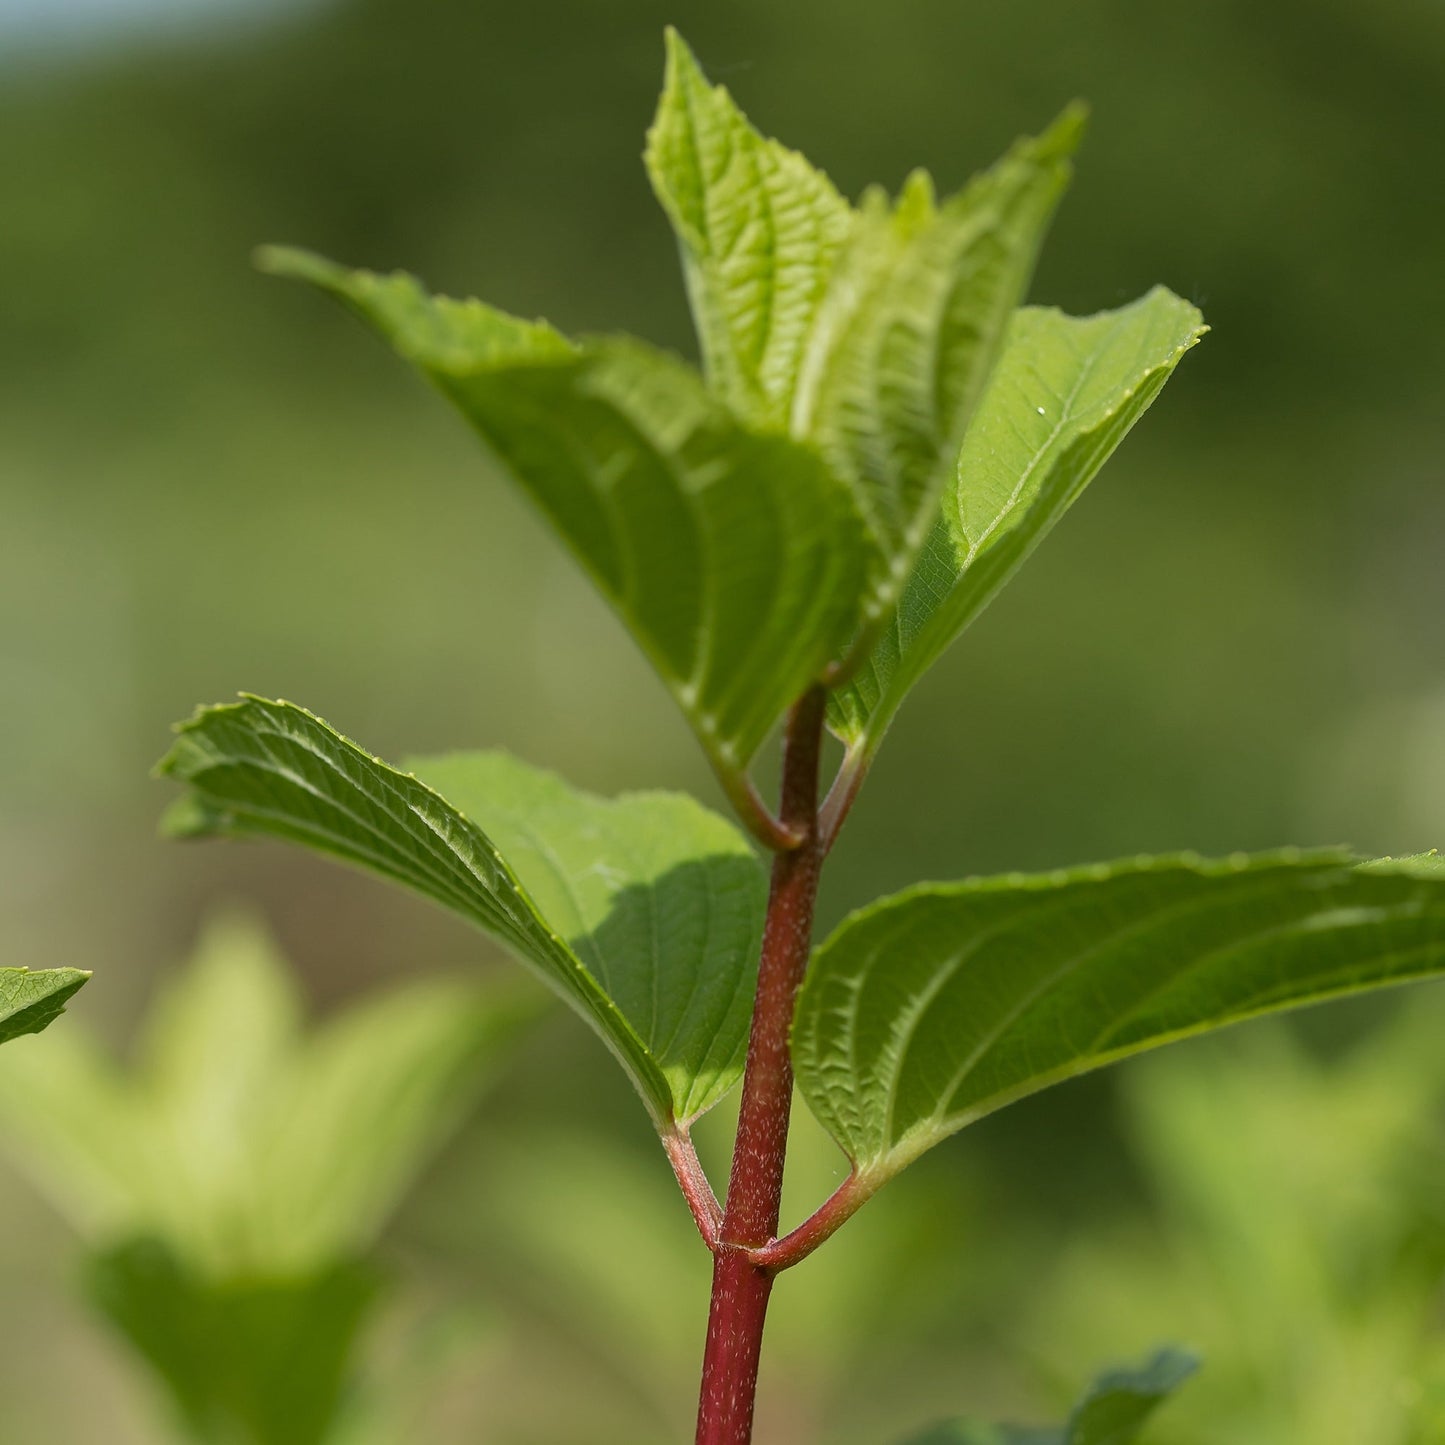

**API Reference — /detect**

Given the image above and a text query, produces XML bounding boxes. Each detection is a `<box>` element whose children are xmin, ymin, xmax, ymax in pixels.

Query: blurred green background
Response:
<box><xmin>2</xmin><ymin>0</ymin><xmax>1443</xmax><ymax>1440</ymax></box>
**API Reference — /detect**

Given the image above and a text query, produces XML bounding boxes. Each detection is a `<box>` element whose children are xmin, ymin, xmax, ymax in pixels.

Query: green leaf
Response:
<box><xmin>794</xmin><ymin>851</ymin><xmax>1445</xmax><ymax>1182</ymax></box>
<box><xmin>86</xmin><ymin>1237</ymin><xmax>380</xmax><ymax>1445</ymax></box>
<box><xmin>0</xmin><ymin>911</ymin><xmax>525</xmax><ymax>1276</ymax></box>
<box><xmin>645</xmin><ymin>28</ymin><xmax>853</xmax><ymax>429</ymax></box>
<box><xmin>829</xmin><ymin>288</ymin><xmax>1206</xmax><ymax>748</ymax></box>
<box><xmin>0</xmin><ymin>966</ymin><xmax>89</xmax><ymax>1045</ymax></box>
<box><xmin>901</xmin><ymin>1348</ymin><xmax>1197</xmax><ymax>1445</ymax></box>
<box><xmin>795</xmin><ymin>107</ymin><xmax>1083</xmax><ymax>622</ymax></box>
<box><xmin>156</xmin><ymin>698</ymin><xmax>766</xmax><ymax>1127</ymax></box>
<box><xmin>411</xmin><ymin>751</ymin><xmax>766</xmax><ymax>1123</ymax></box>
<box><xmin>258</xmin><ymin>247</ymin><xmax>869</xmax><ymax>786</ymax></box>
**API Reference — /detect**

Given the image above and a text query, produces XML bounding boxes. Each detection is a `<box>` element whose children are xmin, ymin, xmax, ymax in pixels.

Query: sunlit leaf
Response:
<box><xmin>901</xmin><ymin>1348</ymin><xmax>1197</xmax><ymax>1444</ymax></box>
<box><xmin>157</xmin><ymin>699</ymin><xmax>765</xmax><ymax>1126</ymax></box>
<box><xmin>829</xmin><ymin>288</ymin><xmax>1205</xmax><ymax>748</ymax></box>
<box><xmin>410</xmin><ymin>750</ymin><xmax>766</xmax><ymax>1123</ymax></box>
<box><xmin>796</xmin><ymin>107</ymin><xmax>1082</xmax><ymax>622</ymax></box>
<box><xmin>794</xmin><ymin>851</ymin><xmax>1445</xmax><ymax>1182</ymax></box>
<box><xmin>645</xmin><ymin>27</ymin><xmax>853</xmax><ymax>428</ymax></box>
<box><xmin>259</xmin><ymin>248</ymin><xmax>869</xmax><ymax>785</ymax></box>
<box><xmin>0</xmin><ymin>967</ymin><xmax>89</xmax><ymax>1046</ymax></box>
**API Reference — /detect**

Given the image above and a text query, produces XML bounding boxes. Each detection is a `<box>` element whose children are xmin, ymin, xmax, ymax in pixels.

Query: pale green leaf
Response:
<box><xmin>155</xmin><ymin>698</ymin><xmax>764</xmax><ymax>1127</ymax></box>
<box><xmin>645</xmin><ymin>28</ymin><xmax>853</xmax><ymax>428</ymax></box>
<box><xmin>0</xmin><ymin>966</ymin><xmax>89</xmax><ymax>1045</ymax></box>
<box><xmin>901</xmin><ymin>1348</ymin><xmax>1197</xmax><ymax>1445</ymax></box>
<box><xmin>794</xmin><ymin>851</ymin><xmax>1445</xmax><ymax>1181</ymax></box>
<box><xmin>0</xmin><ymin>910</ymin><xmax>524</xmax><ymax>1278</ymax></box>
<box><xmin>259</xmin><ymin>247</ymin><xmax>869</xmax><ymax>783</ymax></box>
<box><xmin>830</xmin><ymin>288</ymin><xmax>1206</xmax><ymax>747</ymax></box>
<box><xmin>794</xmin><ymin>107</ymin><xmax>1082</xmax><ymax>621</ymax></box>
<box><xmin>411</xmin><ymin>751</ymin><xmax>766</xmax><ymax>1123</ymax></box>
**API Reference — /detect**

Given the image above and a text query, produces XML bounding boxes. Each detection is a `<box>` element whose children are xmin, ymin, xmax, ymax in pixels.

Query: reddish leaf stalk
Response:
<box><xmin>695</xmin><ymin>686</ymin><xmax>828</xmax><ymax>1445</ymax></box>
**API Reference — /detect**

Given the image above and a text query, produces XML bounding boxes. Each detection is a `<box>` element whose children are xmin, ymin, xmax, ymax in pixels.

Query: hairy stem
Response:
<box><xmin>664</xmin><ymin>1130</ymin><xmax>723</xmax><ymax>1249</ymax></box>
<box><xmin>747</xmin><ymin>1168</ymin><xmax>879</xmax><ymax>1271</ymax></box>
<box><xmin>695</xmin><ymin>686</ymin><xmax>828</xmax><ymax>1445</ymax></box>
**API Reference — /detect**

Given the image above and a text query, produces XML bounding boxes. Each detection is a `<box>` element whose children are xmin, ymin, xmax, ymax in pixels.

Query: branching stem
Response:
<box><xmin>663</xmin><ymin>1130</ymin><xmax>723</xmax><ymax>1249</ymax></box>
<box><xmin>694</xmin><ymin>686</ymin><xmax>828</xmax><ymax>1445</ymax></box>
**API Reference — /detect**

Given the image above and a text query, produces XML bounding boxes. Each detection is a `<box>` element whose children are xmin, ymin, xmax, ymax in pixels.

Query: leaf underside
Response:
<box><xmin>156</xmin><ymin>697</ymin><xmax>765</xmax><ymax>1128</ymax></box>
<box><xmin>794</xmin><ymin>851</ymin><xmax>1445</xmax><ymax>1180</ymax></box>
<box><xmin>901</xmin><ymin>1347</ymin><xmax>1198</xmax><ymax>1445</ymax></box>
<box><xmin>829</xmin><ymin>287</ymin><xmax>1206</xmax><ymax>749</ymax></box>
<box><xmin>258</xmin><ymin>247</ymin><xmax>868</xmax><ymax>782</ymax></box>
<box><xmin>0</xmin><ymin>967</ymin><xmax>90</xmax><ymax>1046</ymax></box>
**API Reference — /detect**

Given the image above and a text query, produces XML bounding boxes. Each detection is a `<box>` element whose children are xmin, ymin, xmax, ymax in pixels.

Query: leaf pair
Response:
<box><xmin>258</xmin><ymin>31</ymin><xmax>1099</xmax><ymax>820</ymax></box>
<box><xmin>901</xmin><ymin>1348</ymin><xmax>1197</xmax><ymax>1445</ymax></box>
<box><xmin>157</xmin><ymin>697</ymin><xmax>768</xmax><ymax>1131</ymax></box>
<box><xmin>0</xmin><ymin>966</ymin><xmax>89</xmax><ymax>1045</ymax></box>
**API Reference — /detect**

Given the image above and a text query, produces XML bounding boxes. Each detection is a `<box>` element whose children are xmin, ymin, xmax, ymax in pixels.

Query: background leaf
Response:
<box><xmin>829</xmin><ymin>288</ymin><xmax>1205</xmax><ymax>749</ymax></box>
<box><xmin>900</xmin><ymin>1348</ymin><xmax>1197</xmax><ymax>1445</ymax></box>
<box><xmin>794</xmin><ymin>851</ymin><xmax>1445</xmax><ymax>1181</ymax></box>
<box><xmin>410</xmin><ymin>750</ymin><xmax>766</xmax><ymax>1123</ymax></box>
<box><xmin>86</xmin><ymin>1238</ymin><xmax>380</xmax><ymax>1445</ymax></box>
<box><xmin>261</xmin><ymin>248</ymin><xmax>869</xmax><ymax>784</ymax></box>
<box><xmin>0</xmin><ymin>966</ymin><xmax>89</xmax><ymax>1046</ymax></box>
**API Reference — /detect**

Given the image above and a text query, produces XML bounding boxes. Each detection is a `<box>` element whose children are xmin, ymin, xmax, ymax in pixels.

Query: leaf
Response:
<box><xmin>411</xmin><ymin>751</ymin><xmax>766</xmax><ymax>1123</ymax></box>
<box><xmin>795</xmin><ymin>107</ymin><xmax>1083</xmax><ymax>622</ymax></box>
<box><xmin>156</xmin><ymin>698</ymin><xmax>766</xmax><ymax>1127</ymax></box>
<box><xmin>829</xmin><ymin>288</ymin><xmax>1206</xmax><ymax>748</ymax></box>
<box><xmin>793</xmin><ymin>851</ymin><xmax>1445</xmax><ymax>1183</ymax></box>
<box><xmin>900</xmin><ymin>1348</ymin><xmax>1197</xmax><ymax>1445</ymax></box>
<box><xmin>0</xmin><ymin>966</ymin><xmax>89</xmax><ymax>1045</ymax></box>
<box><xmin>258</xmin><ymin>247</ymin><xmax>869</xmax><ymax>786</ymax></box>
<box><xmin>86</xmin><ymin>1237</ymin><xmax>380</xmax><ymax>1445</ymax></box>
<box><xmin>0</xmin><ymin>910</ymin><xmax>526</xmax><ymax>1276</ymax></box>
<box><xmin>645</xmin><ymin>28</ymin><xmax>853</xmax><ymax>428</ymax></box>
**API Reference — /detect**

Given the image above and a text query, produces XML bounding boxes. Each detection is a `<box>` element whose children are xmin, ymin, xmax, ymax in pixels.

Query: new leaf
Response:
<box><xmin>156</xmin><ymin>698</ymin><xmax>767</xmax><ymax>1129</ymax></box>
<box><xmin>258</xmin><ymin>249</ymin><xmax>868</xmax><ymax>799</ymax></box>
<box><xmin>647</xmin><ymin>32</ymin><xmax>1081</xmax><ymax>627</ymax></box>
<box><xmin>794</xmin><ymin>851</ymin><xmax>1445</xmax><ymax>1184</ymax></box>
<box><xmin>830</xmin><ymin>288</ymin><xmax>1206</xmax><ymax>749</ymax></box>
<box><xmin>0</xmin><ymin>967</ymin><xmax>89</xmax><ymax>1046</ymax></box>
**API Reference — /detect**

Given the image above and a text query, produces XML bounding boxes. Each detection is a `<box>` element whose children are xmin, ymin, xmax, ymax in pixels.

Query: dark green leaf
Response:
<box><xmin>901</xmin><ymin>1348</ymin><xmax>1197</xmax><ymax>1445</ymax></box>
<box><xmin>259</xmin><ymin>248</ymin><xmax>869</xmax><ymax>786</ymax></box>
<box><xmin>794</xmin><ymin>851</ymin><xmax>1445</xmax><ymax>1181</ymax></box>
<box><xmin>87</xmin><ymin>1237</ymin><xmax>380</xmax><ymax>1445</ymax></box>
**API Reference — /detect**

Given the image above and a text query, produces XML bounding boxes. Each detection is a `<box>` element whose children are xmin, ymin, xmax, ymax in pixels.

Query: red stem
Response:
<box><xmin>746</xmin><ymin>1168</ymin><xmax>878</xmax><ymax>1272</ymax></box>
<box><xmin>664</xmin><ymin>1130</ymin><xmax>723</xmax><ymax>1249</ymax></box>
<box><xmin>694</xmin><ymin>686</ymin><xmax>828</xmax><ymax>1445</ymax></box>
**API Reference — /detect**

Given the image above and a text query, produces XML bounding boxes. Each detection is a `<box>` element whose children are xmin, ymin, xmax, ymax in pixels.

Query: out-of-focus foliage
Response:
<box><xmin>1030</xmin><ymin>993</ymin><xmax>1445</xmax><ymax>1445</ymax></box>
<box><xmin>0</xmin><ymin>913</ymin><xmax>531</xmax><ymax>1444</ymax></box>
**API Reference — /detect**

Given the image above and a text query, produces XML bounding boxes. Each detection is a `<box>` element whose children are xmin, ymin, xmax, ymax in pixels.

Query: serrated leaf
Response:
<box><xmin>0</xmin><ymin>911</ymin><xmax>523</xmax><ymax>1276</ymax></box>
<box><xmin>156</xmin><ymin>698</ymin><xmax>766</xmax><ymax>1128</ymax></box>
<box><xmin>86</xmin><ymin>1237</ymin><xmax>380</xmax><ymax>1445</ymax></box>
<box><xmin>795</xmin><ymin>107</ymin><xmax>1083</xmax><ymax>622</ymax></box>
<box><xmin>829</xmin><ymin>288</ymin><xmax>1206</xmax><ymax>748</ymax></box>
<box><xmin>794</xmin><ymin>851</ymin><xmax>1445</xmax><ymax>1182</ymax></box>
<box><xmin>0</xmin><ymin>966</ymin><xmax>89</xmax><ymax>1045</ymax></box>
<box><xmin>901</xmin><ymin>1348</ymin><xmax>1197</xmax><ymax>1445</ymax></box>
<box><xmin>645</xmin><ymin>28</ymin><xmax>853</xmax><ymax>428</ymax></box>
<box><xmin>259</xmin><ymin>248</ymin><xmax>869</xmax><ymax>787</ymax></box>
<box><xmin>410</xmin><ymin>750</ymin><xmax>765</xmax><ymax>1123</ymax></box>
